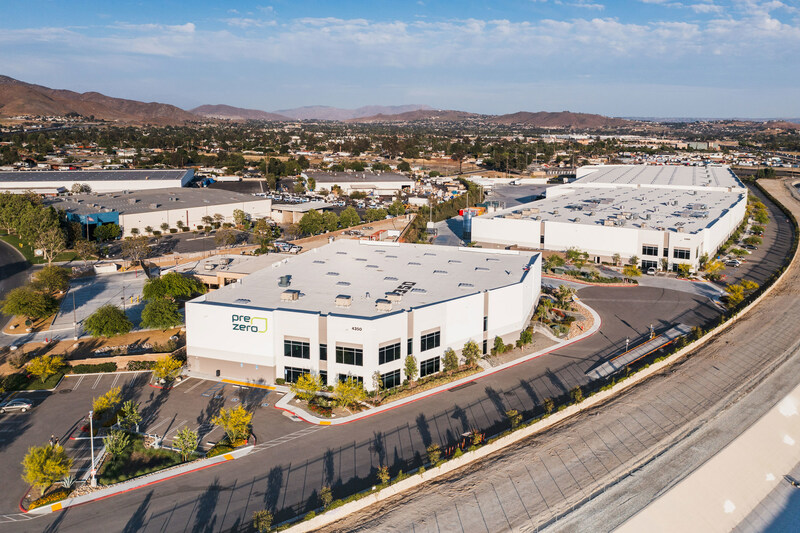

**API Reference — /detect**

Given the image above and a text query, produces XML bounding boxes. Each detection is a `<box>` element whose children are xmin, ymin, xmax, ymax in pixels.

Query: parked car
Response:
<box><xmin>743</xmin><ymin>244</ymin><xmax>757</xmax><ymax>250</ymax></box>
<box><xmin>725</xmin><ymin>259</ymin><xmax>742</xmax><ymax>267</ymax></box>
<box><xmin>0</xmin><ymin>399</ymin><xmax>33</xmax><ymax>413</ymax></box>
<box><xmin>646</xmin><ymin>267</ymin><xmax>656</xmax><ymax>276</ymax></box>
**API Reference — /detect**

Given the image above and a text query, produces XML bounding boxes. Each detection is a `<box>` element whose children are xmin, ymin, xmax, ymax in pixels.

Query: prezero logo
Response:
<box><xmin>231</xmin><ymin>314</ymin><xmax>267</xmax><ymax>333</ymax></box>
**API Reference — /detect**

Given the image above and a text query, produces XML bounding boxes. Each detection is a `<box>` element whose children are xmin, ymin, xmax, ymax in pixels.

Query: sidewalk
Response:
<box><xmin>275</xmin><ymin>301</ymin><xmax>602</xmax><ymax>425</ymax></box>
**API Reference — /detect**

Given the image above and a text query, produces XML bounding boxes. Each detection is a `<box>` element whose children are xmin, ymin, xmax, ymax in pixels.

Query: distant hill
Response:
<box><xmin>760</xmin><ymin>120</ymin><xmax>800</xmax><ymax>131</ymax></box>
<box><xmin>0</xmin><ymin>75</ymin><xmax>200</xmax><ymax>125</ymax></box>
<box><xmin>490</xmin><ymin>111</ymin><xmax>632</xmax><ymax>128</ymax></box>
<box><xmin>190</xmin><ymin>104</ymin><xmax>288</xmax><ymax>121</ymax></box>
<box><xmin>350</xmin><ymin>109</ymin><xmax>485</xmax><ymax>123</ymax></box>
<box><xmin>274</xmin><ymin>104</ymin><xmax>432</xmax><ymax>121</ymax></box>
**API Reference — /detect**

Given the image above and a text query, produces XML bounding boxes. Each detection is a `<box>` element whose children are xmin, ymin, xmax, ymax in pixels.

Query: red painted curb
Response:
<box><xmin>279</xmin><ymin>314</ymin><xmax>602</xmax><ymax>426</ymax></box>
<box><xmin>19</xmin><ymin>486</ymin><xmax>31</xmax><ymax>513</ymax></box>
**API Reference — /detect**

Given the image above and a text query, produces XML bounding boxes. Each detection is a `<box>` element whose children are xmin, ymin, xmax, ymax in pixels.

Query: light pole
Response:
<box><xmin>88</xmin><ymin>410</ymin><xmax>96</xmax><ymax>487</ymax></box>
<box><xmin>625</xmin><ymin>337</ymin><xmax>630</xmax><ymax>353</ymax></box>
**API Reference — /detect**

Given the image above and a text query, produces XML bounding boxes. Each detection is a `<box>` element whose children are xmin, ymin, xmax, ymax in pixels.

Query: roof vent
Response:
<box><xmin>281</xmin><ymin>289</ymin><xmax>300</xmax><ymax>301</ymax></box>
<box><xmin>234</xmin><ymin>298</ymin><xmax>250</xmax><ymax>304</ymax></box>
<box><xmin>336</xmin><ymin>281</ymin><xmax>351</xmax><ymax>286</ymax></box>
<box><xmin>278</xmin><ymin>275</ymin><xmax>291</xmax><ymax>287</ymax></box>
<box><xmin>375</xmin><ymin>298</ymin><xmax>393</xmax><ymax>311</ymax></box>
<box><xmin>128</xmin><ymin>198</ymin><xmax>138</xmax><ymax>204</ymax></box>
<box><xmin>458</xmin><ymin>282</ymin><xmax>474</xmax><ymax>288</ymax></box>
<box><xmin>385</xmin><ymin>292</ymin><xmax>403</xmax><ymax>303</ymax></box>
<box><xmin>326</xmin><ymin>271</ymin><xmax>340</xmax><ymax>276</ymax></box>
<box><xmin>335</xmin><ymin>295</ymin><xmax>352</xmax><ymax>308</ymax></box>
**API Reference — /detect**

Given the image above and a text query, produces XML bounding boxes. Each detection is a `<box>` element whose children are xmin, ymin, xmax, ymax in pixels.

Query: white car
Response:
<box><xmin>725</xmin><ymin>259</ymin><xmax>741</xmax><ymax>267</ymax></box>
<box><xmin>0</xmin><ymin>399</ymin><xmax>33</xmax><ymax>413</ymax></box>
<box><xmin>646</xmin><ymin>267</ymin><xmax>656</xmax><ymax>276</ymax></box>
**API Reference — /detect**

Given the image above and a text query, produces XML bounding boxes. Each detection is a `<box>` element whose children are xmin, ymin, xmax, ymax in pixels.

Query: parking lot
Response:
<box><xmin>51</xmin><ymin>271</ymin><xmax>147</xmax><ymax>332</ymax></box>
<box><xmin>0</xmin><ymin>372</ymin><xmax>301</xmax><ymax>513</ymax></box>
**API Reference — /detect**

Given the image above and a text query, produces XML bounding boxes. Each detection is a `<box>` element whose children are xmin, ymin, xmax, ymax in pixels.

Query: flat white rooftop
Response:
<box><xmin>574</xmin><ymin>165</ymin><xmax>744</xmax><ymax>191</ymax></box>
<box><xmin>487</xmin><ymin>186</ymin><xmax>746</xmax><ymax>234</ymax></box>
<box><xmin>198</xmin><ymin>240</ymin><xmax>538</xmax><ymax>317</ymax></box>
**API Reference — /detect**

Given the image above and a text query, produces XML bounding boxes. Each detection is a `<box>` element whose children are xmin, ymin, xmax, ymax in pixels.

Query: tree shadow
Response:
<box><xmin>370</xmin><ymin>431</ymin><xmax>386</xmax><ymax>466</ymax></box>
<box><xmin>139</xmin><ymin>386</ymin><xmax>170</xmax><ymax>427</ymax></box>
<box><xmin>191</xmin><ymin>478</ymin><xmax>221</xmax><ymax>533</ymax></box>
<box><xmin>323</xmin><ymin>449</ymin><xmax>335</xmax><ymax>486</ymax></box>
<box><xmin>416</xmin><ymin>413</ymin><xmax>432</xmax><ymax>447</ymax></box>
<box><xmin>518</xmin><ymin>378</ymin><xmax>540</xmax><ymax>409</ymax></box>
<box><xmin>197</xmin><ymin>394</ymin><xmax>225</xmax><ymax>427</ymax></box>
<box><xmin>484</xmin><ymin>386</ymin><xmax>506</xmax><ymax>416</ymax></box>
<box><xmin>450</xmin><ymin>405</ymin><xmax>469</xmax><ymax>433</ymax></box>
<box><xmin>122</xmin><ymin>490</ymin><xmax>153</xmax><ymax>533</ymax></box>
<box><xmin>544</xmin><ymin>367</ymin><xmax>567</xmax><ymax>395</ymax></box>
<box><xmin>264</xmin><ymin>466</ymin><xmax>283</xmax><ymax>511</ymax></box>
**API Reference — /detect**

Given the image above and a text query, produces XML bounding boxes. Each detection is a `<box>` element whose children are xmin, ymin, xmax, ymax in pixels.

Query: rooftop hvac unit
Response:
<box><xmin>604</xmin><ymin>219</ymin><xmax>615</xmax><ymax>226</ymax></box>
<box><xmin>278</xmin><ymin>275</ymin><xmax>291</xmax><ymax>287</ymax></box>
<box><xmin>281</xmin><ymin>289</ymin><xmax>300</xmax><ymax>301</ymax></box>
<box><xmin>375</xmin><ymin>298</ymin><xmax>393</xmax><ymax>312</ymax></box>
<box><xmin>204</xmin><ymin>263</ymin><xmax>216</xmax><ymax>271</ymax></box>
<box><xmin>385</xmin><ymin>292</ymin><xmax>403</xmax><ymax>303</ymax></box>
<box><xmin>677</xmin><ymin>227</ymin><xmax>685</xmax><ymax>233</ymax></box>
<box><xmin>335</xmin><ymin>295</ymin><xmax>352</xmax><ymax>308</ymax></box>
<box><xmin>220</xmin><ymin>257</ymin><xmax>232</xmax><ymax>265</ymax></box>
<box><xmin>149</xmin><ymin>203</ymin><xmax>160</xmax><ymax>209</ymax></box>
<box><xmin>574</xmin><ymin>217</ymin><xmax>580</xmax><ymax>223</ymax></box>
<box><xmin>127</xmin><ymin>198</ymin><xmax>138</xmax><ymax>204</ymax></box>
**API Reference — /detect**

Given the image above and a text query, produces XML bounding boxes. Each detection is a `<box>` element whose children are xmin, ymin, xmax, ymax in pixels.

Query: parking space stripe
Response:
<box><xmin>163</xmin><ymin>420</ymin><xmax>188</xmax><ymax>439</ymax></box>
<box><xmin>110</xmin><ymin>373</ymin><xmax>121</xmax><ymax>388</ymax></box>
<box><xmin>73</xmin><ymin>375</ymin><xmax>85</xmax><ymax>390</ymax></box>
<box><xmin>91</xmin><ymin>374</ymin><xmax>103</xmax><ymax>389</ymax></box>
<box><xmin>184</xmin><ymin>379</ymin><xmax>204</xmax><ymax>394</ymax></box>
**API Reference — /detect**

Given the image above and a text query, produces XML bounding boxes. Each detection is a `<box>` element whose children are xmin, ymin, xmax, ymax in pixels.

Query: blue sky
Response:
<box><xmin>1</xmin><ymin>0</ymin><xmax>799</xmax><ymax>117</ymax></box>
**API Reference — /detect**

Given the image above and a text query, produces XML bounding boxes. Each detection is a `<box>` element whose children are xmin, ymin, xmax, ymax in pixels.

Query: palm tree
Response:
<box><xmin>555</xmin><ymin>286</ymin><xmax>576</xmax><ymax>310</ymax></box>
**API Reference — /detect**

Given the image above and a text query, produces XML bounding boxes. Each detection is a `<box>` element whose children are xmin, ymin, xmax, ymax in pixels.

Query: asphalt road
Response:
<box><xmin>0</xmin><ymin>181</ymin><xmax>791</xmax><ymax>532</ymax></box>
<box><xmin>0</xmin><ymin>240</ymin><xmax>32</xmax><ymax>330</ymax></box>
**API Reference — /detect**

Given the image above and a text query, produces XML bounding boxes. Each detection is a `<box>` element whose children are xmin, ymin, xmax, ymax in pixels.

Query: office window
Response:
<box><xmin>420</xmin><ymin>357</ymin><xmax>440</xmax><ymax>378</ymax></box>
<box><xmin>284</xmin><ymin>340</ymin><xmax>310</xmax><ymax>359</ymax></box>
<box><xmin>420</xmin><ymin>331</ymin><xmax>441</xmax><ymax>352</ymax></box>
<box><xmin>336</xmin><ymin>346</ymin><xmax>363</xmax><ymax>366</ymax></box>
<box><xmin>320</xmin><ymin>344</ymin><xmax>327</xmax><ymax>361</ymax></box>
<box><xmin>284</xmin><ymin>366</ymin><xmax>308</xmax><ymax>384</ymax></box>
<box><xmin>381</xmin><ymin>369</ymin><xmax>401</xmax><ymax>389</ymax></box>
<box><xmin>407</xmin><ymin>338</ymin><xmax>413</xmax><ymax>355</ymax></box>
<box><xmin>320</xmin><ymin>371</ymin><xmax>327</xmax><ymax>386</ymax></box>
<box><xmin>379</xmin><ymin>342</ymin><xmax>401</xmax><ymax>365</ymax></box>
<box><xmin>663</xmin><ymin>248</ymin><xmax>669</xmax><ymax>257</ymax></box>
<box><xmin>337</xmin><ymin>374</ymin><xmax>363</xmax><ymax>385</ymax></box>
<box><xmin>482</xmin><ymin>339</ymin><xmax>488</xmax><ymax>354</ymax></box>
<box><xmin>673</xmin><ymin>248</ymin><xmax>691</xmax><ymax>260</ymax></box>
<box><xmin>483</xmin><ymin>316</ymin><xmax>488</xmax><ymax>332</ymax></box>
<box><xmin>642</xmin><ymin>245</ymin><xmax>658</xmax><ymax>256</ymax></box>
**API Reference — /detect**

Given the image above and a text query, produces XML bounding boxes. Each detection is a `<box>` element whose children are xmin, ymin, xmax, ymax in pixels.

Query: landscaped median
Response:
<box><xmin>24</xmin><ymin>444</ymin><xmax>254</xmax><ymax>515</ymax></box>
<box><xmin>275</xmin><ymin>300</ymin><xmax>602</xmax><ymax>426</ymax></box>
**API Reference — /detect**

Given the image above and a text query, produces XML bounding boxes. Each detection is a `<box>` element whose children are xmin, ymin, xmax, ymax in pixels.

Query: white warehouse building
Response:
<box><xmin>471</xmin><ymin>165</ymin><xmax>748</xmax><ymax>272</ymax></box>
<box><xmin>46</xmin><ymin>187</ymin><xmax>272</xmax><ymax>238</ymax></box>
<box><xmin>185</xmin><ymin>240</ymin><xmax>541</xmax><ymax>390</ymax></box>
<box><xmin>0</xmin><ymin>169</ymin><xmax>194</xmax><ymax>194</ymax></box>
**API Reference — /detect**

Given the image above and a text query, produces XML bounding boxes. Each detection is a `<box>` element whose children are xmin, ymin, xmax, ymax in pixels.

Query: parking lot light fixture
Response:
<box><xmin>89</xmin><ymin>410</ymin><xmax>96</xmax><ymax>487</ymax></box>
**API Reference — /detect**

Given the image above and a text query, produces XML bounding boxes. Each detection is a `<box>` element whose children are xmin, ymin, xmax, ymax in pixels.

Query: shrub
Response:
<box><xmin>28</xmin><ymin>488</ymin><xmax>71</xmax><ymax>510</ymax></box>
<box><xmin>452</xmin><ymin>448</ymin><xmax>463</xmax><ymax>459</ymax></box>
<box><xmin>543</xmin><ymin>397</ymin><xmax>555</xmax><ymax>414</ymax></box>
<box><xmin>377</xmin><ymin>465</ymin><xmax>390</xmax><ymax>484</ymax></box>
<box><xmin>126</xmin><ymin>360</ymin><xmax>156</xmax><ymax>371</ymax></box>
<box><xmin>8</xmin><ymin>351</ymin><xmax>28</xmax><ymax>369</ymax></box>
<box><xmin>69</xmin><ymin>362</ymin><xmax>117</xmax><ymax>374</ymax></box>
<box><xmin>426</xmin><ymin>443</ymin><xmax>442</xmax><ymax>464</ymax></box>
<box><xmin>570</xmin><ymin>386</ymin><xmax>584</xmax><ymax>403</ymax></box>
<box><xmin>83</xmin><ymin>304</ymin><xmax>132</xmax><ymax>337</ymax></box>
<box><xmin>275</xmin><ymin>378</ymin><xmax>285</xmax><ymax>385</ymax></box>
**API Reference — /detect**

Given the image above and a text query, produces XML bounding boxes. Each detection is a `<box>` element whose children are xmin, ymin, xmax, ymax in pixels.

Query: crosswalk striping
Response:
<box><xmin>253</xmin><ymin>426</ymin><xmax>325</xmax><ymax>452</ymax></box>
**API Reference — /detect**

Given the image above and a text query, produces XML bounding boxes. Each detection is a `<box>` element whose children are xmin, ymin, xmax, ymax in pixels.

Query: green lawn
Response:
<box><xmin>98</xmin><ymin>434</ymin><xmax>184</xmax><ymax>485</ymax></box>
<box><xmin>0</xmin><ymin>234</ymin><xmax>77</xmax><ymax>264</ymax></box>
<box><xmin>3</xmin><ymin>371</ymin><xmax>65</xmax><ymax>391</ymax></box>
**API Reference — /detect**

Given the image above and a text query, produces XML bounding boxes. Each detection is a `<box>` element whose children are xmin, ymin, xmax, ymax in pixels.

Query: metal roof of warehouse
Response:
<box><xmin>0</xmin><ymin>169</ymin><xmax>192</xmax><ymax>182</ymax></box>
<box><xmin>574</xmin><ymin>165</ymin><xmax>744</xmax><ymax>190</ymax></box>
<box><xmin>197</xmin><ymin>240</ymin><xmax>538</xmax><ymax>318</ymax></box>
<box><xmin>44</xmin><ymin>187</ymin><xmax>265</xmax><ymax>215</ymax></box>
<box><xmin>486</xmin><ymin>186</ymin><xmax>745</xmax><ymax>234</ymax></box>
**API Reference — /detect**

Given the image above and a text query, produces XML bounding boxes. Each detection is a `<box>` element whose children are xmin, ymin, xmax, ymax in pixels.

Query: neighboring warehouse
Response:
<box><xmin>0</xmin><ymin>169</ymin><xmax>194</xmax><ymax>194</ymax></box>
<box><xmin>471</xmin><ymin>165</ymin><xmax>748</xmax><ymax>272</ymax></box>
<box><xmin>45</xmin><ymin>187</ymin><xmax>271</xmax><ymax>237</ymax></box>
<box><xmin>302</xmin><ymin>171</ymin><xmax>414</xmax><ymax>195</ymax></box>
<box><xmin>185</xmin><ymin>240</ymin><xmax>541</xmax><ymax>389</ymax></box>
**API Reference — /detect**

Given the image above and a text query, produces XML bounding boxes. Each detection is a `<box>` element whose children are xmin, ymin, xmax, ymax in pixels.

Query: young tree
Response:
<box><xmin>214</xmin><ymin>228</ymin><xmax>237</xmax><ymax>247</ymax></box>
<box><xmin>442</xmin><ymin>348</ymin><xmax>459</xmax><ymax>374</ymax></box>
<box><xmin>143</xmin><ymin>272</ymin><xmax>207</xmax><ymax>301</ymax></box>
<box><xmin>623</xmin><ymin>265</ymin><xmax>642</xmax><ymax>278</ymax></box>
<box><xmin>611</xmin><ymin>253</ymin><xmax>621</xmax><ymax>266</ymax></box>
<box><xmin>84</xmin><ymin>304</ymin><xmax>133</xmax><ymax>337</ymax></box>
<box><xmin>565</xmin><ymin>247</ymin><xmax>588</xmax><ymax>268</ymax></box>
<box><xmin>543</xmin><ymin>397</ymin><xmax>555</xmax><ymax>414</ymax></box>
<box><xmin>172</xmin><ymin>426</ymin><xmax>199</xmax><ymax>461</ymax></box>
<box><xmin>27</xmin><ymin>354</ymin><xmax>64</xmax><ymax>383</ymax></box>
<box><xmin>387</xmin><ymin>200</ymin><xmax>406</xmax><ymax>216</ymax></box>
<box><xmin>175</xmin><ymin>220</ymin><xmax>185</xmax><ymax>231</ymax></box>
<box><xmin>103</xmin><ymin>429</ymin><xmax>130</xmax><ymax>459</ymax></box>
<box><xmin>704</xmin><ymin>260</ymin><xmax>724</xmax><ymax>280</ymax></box>
<box><xmin>140</xmin><ymin>298</ymin><xmax>183</xmax><ymax>329</ymax></box>
<box><xmin>676</xmin><ymin>264</ymin><xmax>691</xmax><ymax>278</ymax></box>
<box><xmin>628</xmin><ymin>255</ymin><xmax>639</xmax><ymax>267</ymax></box>
<box><xmin>233</xmin><ymin>209</ymin><xmax>248</xmax><ymax>227</ymax></box>
<box><xmin>322</xmin><ymin>211</ymin><xmax>339</xmax><ymax>233</ymax></box>
<box><xmin>371</xmin><ymin>371</ymin><xmax>383</xmax><ymax>393</ymax></box>
<box><xmin>333</xmin><ymin>377</ymin><xmax>366</xmax><ymax>411</ymax></box>
<box><xmin>298</xmin><ymin>209</ymin><xmax>324</xmax><ymax>235</ymax></box>
<box><xmin>377</xmin><ymin>464</ymin><xmax>390</xmax><ymax>484</ymax></box>
<box><xmin>426</xmin><ymin>443</ymin><xmax>442</xmax><ymax>465</ymax></box>
<box><xmin>160</xmin><ymin>222</ymin><xmax>170</xmax><ymax>233</ymax></box>
<box><xmin>252</xmin><ymin>510</ymin><xmax>273</xmax><ymax>533</ymax></box>
<box><xmin>1</xmin><ymin>287</ymin><xmax>58</xmax><ymax>320</ymax></box>
<box><xmin>493</xmin><ymin>336</ymin><xmax>506</xmax><ymax>354</ymax></box>
<box><xmin>119</xmin><ymin>400</ymin><xmax>141</xmax><ymax>431</ymax></box>
<box><xmin>725</xmin><ymin>283</ymin><xmax>745</xmax><ymax>308</ymax></box>
<box><xmin>152</xmin><ymin>356</ymin><xmax>183</xmax><ymax>382</ymax></box>
<box><xmin>144</xmin><ymin>225</ymin><xmax>154</xmax><ymax>236</ymax></box>
<box><xmin>121</xmin><ymin>235</ymin><xmax>150</xmax><ymax>266</ymax></box>
<box><xmin>74</xmin><ymin>239</ymin><xmax>98</xmax><ymax>266</ymax></box>
<box><xmin>130</xmin><ymin>227</ymin><xmax>140</xmax><ymax>236</ymax></box>
<box><xmin>32</xmin><ymin>265</ymin><xmax>70</xmax><ymax>294</ymax></box>
<box><xmin>34</xmin><ymin>226</ymin><xmax>66</xmax><ymax>266</ymax></box>
<box><xmin>570</xmin><ymin>386</ymin><xmax>584</xmax><ymax>403</ymax></box>
<box><xmin>94</xmin><ymin>223</ymin><xmax>121</xmax><ymax>242</ymax></box>
<box><xmin>290</xmin><ymin>373</ymin><xmax>323</xmax><ymax>402</ymax></box>
<box><xmin>212</xmin><ymin>405</ymin><xmax>253</xmax><ymax>444</ymax></box>
<box><xmin>21</xmin><ymin>443</ymin><xmax>73</xmax><ymax>491</ymax></box>
<box><xmin>518</xmin><ymin>328</ymin><xmax>533</xmax><ymax>347</ymax></box>
<box><xmin>506</xmin><ymin>408</ymin><xmax>522</xmax><ymax>428</ymax></box>
<box><xmin>543</xmin><ymin>254</ymin><xmax>565</xmax><ymax>272</ymax></box>
<box><xmin>404</xmin><ymin>355</ymin><xmax>418</xmax><ymax>383</ymax></box>
<box><xmin>213</xmin><ymin>213</ymin><xmax>225</xmax><ymax>227</ymax></box>
<box><xmin>319</xmin><ymin>486</ymin><xmax>333</xmax><ymax>508</ymax></box>
<box><xmin>253</xmin><ymin>218</ymin><xmax>272</xmax><ymax>238</ymax></box>
<box><xmin>338</xmin><ymin>207</ymin><xmax>361</xmax><ymax>228</ymax></box>
<box><xmin>462</xmin><ymin>340</ymin><xmax>481</xmax><ymax>367</ymax></box>
<box><xmin>92</xmin><ymin>386</ymin><xmax>122</xmax><ymax>417</ymax></box>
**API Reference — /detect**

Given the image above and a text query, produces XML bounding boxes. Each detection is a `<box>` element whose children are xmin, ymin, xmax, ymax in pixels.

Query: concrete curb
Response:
<box><xmin>284</xmin><ymin>180</ymin><xmax>799</xmax><ymax>532</ymax></box>
<box><xmin>275</xmin><ymin>301</ymin><xmax>602</xmax><ymax>426</ymax></box>
<box><xmin>24</xmin><ymin>445</ymin><xmax>254</xmax><ymax>515</ymax></box>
